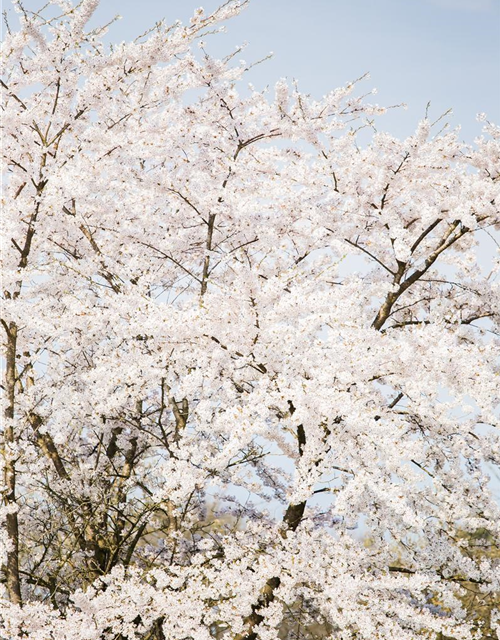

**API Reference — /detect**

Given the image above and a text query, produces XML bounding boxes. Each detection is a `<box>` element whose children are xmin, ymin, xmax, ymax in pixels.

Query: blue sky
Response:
<box><xmin>5</xmin><ymin>0</ymin><xmax>499</xmax><ymax>139</ymax></box>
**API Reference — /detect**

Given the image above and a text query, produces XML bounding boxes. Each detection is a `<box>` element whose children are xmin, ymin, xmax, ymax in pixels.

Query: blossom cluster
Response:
<box><xmin>1</xmin><ymin>1</ymin><xmax>499</xmax><ymax>638</ymax></box>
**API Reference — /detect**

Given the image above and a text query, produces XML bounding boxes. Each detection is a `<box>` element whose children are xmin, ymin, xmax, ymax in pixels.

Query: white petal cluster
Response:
<box><xmin>1</xmin><ymin>1</ymin><xmax>499</xmax><ymax>638</ymax></box>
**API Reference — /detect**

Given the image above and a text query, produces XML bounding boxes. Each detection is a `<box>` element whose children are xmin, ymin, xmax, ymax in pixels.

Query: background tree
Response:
<box><xmin>1</xmin><ymin>1</ymin><xmax>499</xmax><ymax>638</ymax></box>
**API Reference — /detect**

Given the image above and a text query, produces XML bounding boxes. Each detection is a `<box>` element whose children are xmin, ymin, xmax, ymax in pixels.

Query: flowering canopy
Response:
<box><xmin>1</xmin><ymin>1</ymin><xmax>500</xmax><ymax>638</ymax></box>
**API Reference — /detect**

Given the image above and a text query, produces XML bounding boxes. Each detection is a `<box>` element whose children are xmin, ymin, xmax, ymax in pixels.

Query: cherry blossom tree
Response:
<box><xmin>1</xmin><ymin>1</ymin><xmax>499</xmax><ymax>638</ymax></box>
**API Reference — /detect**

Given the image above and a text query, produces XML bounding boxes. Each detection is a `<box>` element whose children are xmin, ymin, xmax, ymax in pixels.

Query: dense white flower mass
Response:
<box><xmin>1</xmin><ymin>1</ymin><xmax>499</xmax><ymax>638</ymax></box>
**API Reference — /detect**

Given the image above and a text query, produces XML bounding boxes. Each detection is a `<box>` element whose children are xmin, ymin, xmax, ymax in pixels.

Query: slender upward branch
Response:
<box><xmin>200</xmin><ymin>213</ymin><xmax>216</xmax><ymax>297</ymax></box>
<box><xmin>372</xmin><ymin>221</ymin><xmax>468</xmax><ymax>330</ymax></box>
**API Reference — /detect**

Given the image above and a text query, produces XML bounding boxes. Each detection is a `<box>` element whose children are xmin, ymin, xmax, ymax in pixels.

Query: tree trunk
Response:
<box><xmin>3</xmin><ymin>322</ymin><xmax>22</xmax><ymax>605</ymax></box>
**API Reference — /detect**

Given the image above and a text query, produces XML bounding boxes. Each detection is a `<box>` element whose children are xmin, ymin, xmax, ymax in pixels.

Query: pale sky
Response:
<box><xmin>7</xmin><ymin>0</ymin><xmax>498</xmax><ymax>141</ymax></box>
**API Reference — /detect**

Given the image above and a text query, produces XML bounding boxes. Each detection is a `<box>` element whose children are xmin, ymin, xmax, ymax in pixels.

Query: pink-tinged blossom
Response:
<box><xmin>1</xmin><ymin>0</ymin><xmax>499</xmax><ymax>639</ymax></box>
